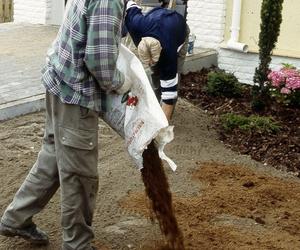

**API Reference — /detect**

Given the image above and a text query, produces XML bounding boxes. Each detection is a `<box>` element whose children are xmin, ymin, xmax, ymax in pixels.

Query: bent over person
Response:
<box><xmin>0</xmin><ymin>0</ymin><xmax>131</xmax><ymax>249</ymax></box>
<box><xmin>124</xmin><ymin>0</ymin><xmax>188</xmax><ymax>121</ymax></box>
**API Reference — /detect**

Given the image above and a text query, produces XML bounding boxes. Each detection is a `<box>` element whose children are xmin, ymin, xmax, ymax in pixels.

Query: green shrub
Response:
<box><xmin>289</xmin><ymin>91</ymin><xmax>300</xmax><ymax>107</ymax></box>
<box><xmin>251</xmin><ymin>85</ymin><xmax>270</xmax><ymax>111</ymax></box>
<box><xmin>253</xmin><ymin>0</ymin><xmax>284</xmax><ymax>88</ymax></box>
<box><xmin>252</xmin><ymin>0</ymin><xmax>284</xmax><ymax>111</ymax></box>
<box><xmin>220</xmin><ymin>113</ymin><xmax>281</xmax><ymax>134</ymax></box>
<box><xmin>206</xmin><ymin>70</ymin><xmax>242</xmax><ymax>98</ymax></box>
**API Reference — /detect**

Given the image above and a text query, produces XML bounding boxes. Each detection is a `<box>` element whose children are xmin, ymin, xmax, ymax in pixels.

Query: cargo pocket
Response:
<box><xmin>79</xmin><ymin>106</ymin><xmax>90</xmax><ymax>119</ymax></box>
<box><xmin>79</xmin><ymin>106</ymin><xmax>98</xmax><ymax>131</ymax></box>
<box><xmin>59</xmin><ymin>126</ymin><xmax>98</xmax><ymax>177</ymax></box>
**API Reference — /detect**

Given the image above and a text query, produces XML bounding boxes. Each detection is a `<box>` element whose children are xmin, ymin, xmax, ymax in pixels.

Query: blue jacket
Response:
<box><xmin>125</xmin><ymin>6</ymin><xmax>186</xmax><ymax>81</ymax></box>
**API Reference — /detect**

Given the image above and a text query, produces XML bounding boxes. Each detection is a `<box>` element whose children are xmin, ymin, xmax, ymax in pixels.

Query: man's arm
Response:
<box><xmin>125</xmin><ymin>1</ymin><xmax>153</xmax><ymax>35</ymax></box>
<box><xmin>84</xmin><ymin>0</ymin><xmax>125</xmax><ymax>92</ymax></box>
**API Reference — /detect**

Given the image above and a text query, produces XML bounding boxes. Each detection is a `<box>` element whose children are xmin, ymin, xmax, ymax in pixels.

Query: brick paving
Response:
<box><xmin>0</xmin><ymin>22</ymin><xmax>216</xmax><ymax>121</ymax></box>
<box><xmin>0</xmin><ymin>23</ymin><xmax>58</xmax><ymax>106</ymax></box>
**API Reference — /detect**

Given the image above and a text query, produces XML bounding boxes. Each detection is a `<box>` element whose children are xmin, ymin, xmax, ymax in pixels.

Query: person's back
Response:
<box><xmin>47</xmin><ymin>0</ymin><xmax>90</xmax><ymax>86</ymax></box>
<box><xmin>43</xmin><ymin>0</ymin><xmax>125</xmax><ymax>111</ymax></box>
<box><xmin>124</xmin><ymin>0</ymin><xmax>188</xmax><ymax>121</ymax></box>
<box><xmin>126</xmin><ymin>6</ymin><xmax>186</xmax><ymax>51</ymax></box>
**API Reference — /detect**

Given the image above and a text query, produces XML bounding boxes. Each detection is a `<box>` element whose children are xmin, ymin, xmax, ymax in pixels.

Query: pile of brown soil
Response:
<box><xmin>121</xmin><ymin>162</ymin><xmax>300</xmax><ymax>249</ymax></box>
<box><xmin>141</xmin><ymin>141</ymin><xmax>184</xmax><ymax>249</ymax></box>
<box><xmin>179</xmin><ymin>69</ymin><xmax>300</xmax><ymax>174</ymax></box>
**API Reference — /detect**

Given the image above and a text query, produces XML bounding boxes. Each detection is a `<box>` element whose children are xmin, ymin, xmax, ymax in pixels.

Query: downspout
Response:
<box><xmin>227</xmin><ymin>0</ymin><xmax>249</xmax><ymax>53</ymax></box>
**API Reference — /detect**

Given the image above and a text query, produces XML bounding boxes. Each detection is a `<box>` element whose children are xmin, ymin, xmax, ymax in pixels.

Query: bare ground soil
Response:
<box><xmin>1</xmin><ymin>99</ymin><xmax>300</xmax><ymax>250</ymax></box>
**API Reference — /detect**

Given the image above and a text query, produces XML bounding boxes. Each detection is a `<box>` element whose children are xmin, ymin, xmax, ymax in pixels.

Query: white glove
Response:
<box><xmin>126</xmin><ymin>0</ymin><xmax>141</xmax><ymax>11</ymax></box>
<box><xmin>116</xmin><ymin>77</ymin><xmax>132</xmax><ymax>95</ymax></box>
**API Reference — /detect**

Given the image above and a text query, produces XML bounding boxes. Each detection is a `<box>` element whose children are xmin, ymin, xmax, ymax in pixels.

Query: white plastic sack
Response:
<box><xmin>99</xmin><ymin>44</ymin><xmax>177</xmax><ymax>171</ymax></box>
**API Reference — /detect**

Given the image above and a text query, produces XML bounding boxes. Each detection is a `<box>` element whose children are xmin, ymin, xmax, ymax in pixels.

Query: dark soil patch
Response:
<box><xmin>179</xmin><ymin>69</ymin><xmax>300</xmax><ymax>174</ymax></box>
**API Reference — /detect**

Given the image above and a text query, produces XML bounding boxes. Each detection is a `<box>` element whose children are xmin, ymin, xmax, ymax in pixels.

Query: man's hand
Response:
<box><xmin>126</xmin><ymin>0</ymin><xmax>141</xmax><ymax>11</ymax></box>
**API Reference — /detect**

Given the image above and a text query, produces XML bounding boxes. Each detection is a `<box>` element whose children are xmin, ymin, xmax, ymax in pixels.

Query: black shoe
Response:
<box><xmin>0</xmin><ymin>222</ymin><xmax>49</xmax><ymax>245</ymax></box>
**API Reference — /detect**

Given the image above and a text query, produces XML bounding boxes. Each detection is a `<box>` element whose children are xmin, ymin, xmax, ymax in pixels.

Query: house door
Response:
<box><xmin>48</xmin><ymin>0</ymin><xmax>66</xmax><ymax>25</ymax></box>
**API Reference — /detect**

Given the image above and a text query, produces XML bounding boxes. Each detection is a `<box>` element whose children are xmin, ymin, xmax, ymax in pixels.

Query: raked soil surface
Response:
<box><xmin>1</xmin><ymin>99</ymin><xmax>300</xmax><ymax>250</ymax></box>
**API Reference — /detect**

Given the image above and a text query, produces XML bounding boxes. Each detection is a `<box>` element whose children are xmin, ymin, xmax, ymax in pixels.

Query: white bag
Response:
<box><xmin>99</xmin><ymin>44</ymin><xmax>177</xmax><ymax>171</ymax></box>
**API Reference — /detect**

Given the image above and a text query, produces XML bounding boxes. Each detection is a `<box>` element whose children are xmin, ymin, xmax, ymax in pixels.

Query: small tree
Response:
<box><xmin>252</xmin><ymin>0</ymin><xmax>284</xmax><ymax>110</ymax></box>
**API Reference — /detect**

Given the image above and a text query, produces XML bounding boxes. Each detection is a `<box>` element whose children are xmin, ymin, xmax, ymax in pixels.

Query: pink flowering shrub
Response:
<box><xmin>267</xmin><ymin>65</ymin><xmax>300</xmax><ymax>107</ymax></box>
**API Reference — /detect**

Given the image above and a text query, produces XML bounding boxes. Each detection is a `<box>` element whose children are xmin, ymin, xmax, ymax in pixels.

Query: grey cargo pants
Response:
<box><xmin>1</xmin><ymin>91</ymin><xmax>99</xmax><ymax>250</ymax></box>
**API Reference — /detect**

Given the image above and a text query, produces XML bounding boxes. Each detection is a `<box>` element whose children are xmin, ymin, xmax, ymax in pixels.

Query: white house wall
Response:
<box><xmin>218</xmin><ymin>49</ymin><xmax>300</xmax><ymax>85</ymax></box>
<box><xmin>13</xmin><ymin>0</ymin><xmax>49</xmax><ymax>24</ymax></box>
<box><xmin>13</xmin><ymin>0</ymin><xmax>227</xmax><ymax>46</ymax></box>
<box><xmin>188</xmin><ymin>0</ymin><xmax>300</xmax><ymax>84</ymax></box>
<box><xmin>187</xmin><ymin>0</ymin><xmax>226</xmax><ymax>49</ymax></box>
<box><xmin>13</xmin><ymin>0</ymin><xmax>61</xmax><ymax>25</ymax></box>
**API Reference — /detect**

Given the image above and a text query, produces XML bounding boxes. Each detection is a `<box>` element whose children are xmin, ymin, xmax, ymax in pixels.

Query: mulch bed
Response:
<box><xmin>179</xmin><ymin>68</ymin><xmax>300</xmax><ymax>175</ymax></box>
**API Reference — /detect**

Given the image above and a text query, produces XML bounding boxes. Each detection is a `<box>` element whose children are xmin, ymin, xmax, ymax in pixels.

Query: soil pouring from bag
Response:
<box><xmin>141</xmin><ymin>141</ymin><xmax>184</xmax><ymax>250</ymax></box>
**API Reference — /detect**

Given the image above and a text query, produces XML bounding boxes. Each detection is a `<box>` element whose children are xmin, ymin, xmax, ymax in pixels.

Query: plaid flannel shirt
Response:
<box><xmin>42</xmin><ymin>0</ymin><xmax>124</xmax><ymax>111</ymax></box>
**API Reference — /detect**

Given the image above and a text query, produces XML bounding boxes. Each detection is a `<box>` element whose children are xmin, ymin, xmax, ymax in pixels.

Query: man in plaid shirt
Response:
<box><xmin>0</xmin><ymin>0</ymin><xmax>130</xmax><ymax>249</ymax></box>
